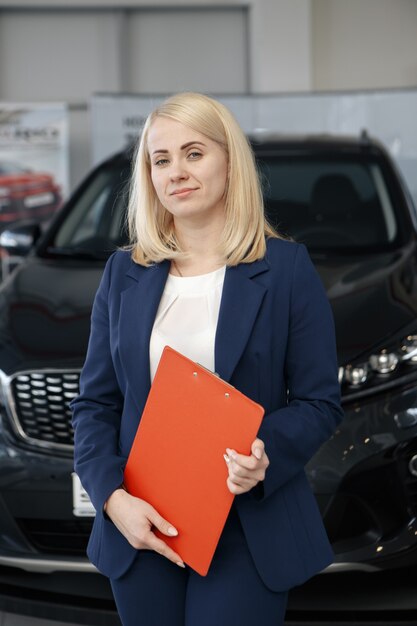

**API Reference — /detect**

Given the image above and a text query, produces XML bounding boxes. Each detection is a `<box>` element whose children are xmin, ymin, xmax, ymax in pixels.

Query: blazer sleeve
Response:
<box><xmin>255</xmin><ymin>243</ymin><xmax>344</xmax><ymax>501</ymax></box>
<box><xmin>70</xmin><ymin>252</ymin><xmax>126</xmax><ymax>513</ymax></box>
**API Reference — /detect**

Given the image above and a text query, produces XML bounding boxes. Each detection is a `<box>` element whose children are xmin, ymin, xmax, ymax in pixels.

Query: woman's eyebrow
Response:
<box><xmin>151</xmin><ymin>141</ymin><xmax>206</xmax><ymax>156</ymax></box>
<box><xmin>180</xmin><ymin>141</ymin><xmax>206</xmax><ymax>150</ymax></box>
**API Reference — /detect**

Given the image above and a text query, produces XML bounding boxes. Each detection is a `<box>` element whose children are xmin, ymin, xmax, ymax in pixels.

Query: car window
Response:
<box><xmin>52</xmin><ymin>164</ymin><xmax>130</xmax><ymax>255</ymax></box>
<box><xmin>258</xmin><ymin>156</ymin><xmax>398</xmax><ymax>249</ymax></box>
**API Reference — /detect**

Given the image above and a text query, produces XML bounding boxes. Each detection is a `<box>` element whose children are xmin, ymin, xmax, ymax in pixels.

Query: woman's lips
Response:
<box><xmin>171</xmin><ymin>188</ymin><xmax>197</xmax><ymax>197</ymax></box>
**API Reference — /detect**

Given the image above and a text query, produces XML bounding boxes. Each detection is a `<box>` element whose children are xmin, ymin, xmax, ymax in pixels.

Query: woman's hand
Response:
<box><xmin>104</xmin><ymin>489</ymin><xmax>185</xmax><ymax>568</ymax></box>
<box><xmin>225</xmin><ymin>438</ymin><xmax>269</xmax><ymax>495</ymax></box>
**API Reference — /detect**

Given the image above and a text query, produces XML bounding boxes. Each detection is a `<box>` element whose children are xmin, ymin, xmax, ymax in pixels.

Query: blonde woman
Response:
<box><xmin>72</xmin><ymin>92</ymin><xmax>343</xmax><ymax>626</ymax></box>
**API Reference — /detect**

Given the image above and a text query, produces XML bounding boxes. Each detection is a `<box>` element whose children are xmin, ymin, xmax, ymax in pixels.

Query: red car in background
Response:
<box><xmin>0</xmin><ymin>161</ymin><xmax>62</xmax><ymax>227</ymax></box>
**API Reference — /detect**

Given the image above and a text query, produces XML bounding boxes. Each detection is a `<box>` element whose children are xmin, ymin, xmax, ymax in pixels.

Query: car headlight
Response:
<box><xmin>369</xmin><ymin>350</ymin><xmax>399</xmax><ymax>374</ymax></box>
<box><xmin>399</xmin><ymin>334</ymin><xmax>417</xmax><ymax>362</ymax></box>
<box><xmin>344</xmin><ymin>363</ymin><xmax>369</xmax><ymax>385</ymax></box>
<box><xmin>340</xmin><ymin>332</ymin><xmax>417</xmax><ymax>399</ymax></box>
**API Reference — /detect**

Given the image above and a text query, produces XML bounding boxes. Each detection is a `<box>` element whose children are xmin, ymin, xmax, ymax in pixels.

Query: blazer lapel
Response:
<box><xmin>118</xmin><ymin>255</ymin><xmax>270</xmax><ymax>410</ymax></box>
<box><xmin>215</xmin><ymin>258</ymin><xmax>269</xmax><ymax>382</ymax></box>
<box><xmin>118</xmin><ymin>260</ymin><xmax>170</xmax><ymax>412</ymax></box>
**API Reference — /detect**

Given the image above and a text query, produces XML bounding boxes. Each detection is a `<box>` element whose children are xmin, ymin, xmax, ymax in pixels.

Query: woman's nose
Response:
<box><xmin>169</xmin><ymin>162</ymin><xmax>189</xmax><ymax>181</ymax></box>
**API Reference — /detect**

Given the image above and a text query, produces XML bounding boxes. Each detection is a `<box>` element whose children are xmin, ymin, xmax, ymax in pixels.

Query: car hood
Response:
<box><xmin>0</xmin><ymin>257</ymin><xmax>104</xmax><ymax>377</ymax></box>
<box><xmin>312</xmin><ymin>243</ymin><xmax>417</xmax><ymax>364</ymax></box>
<box><xmin>1</xmin><ymin>246</ymin><xmax>417</xmax><ymax>376</ymax></box>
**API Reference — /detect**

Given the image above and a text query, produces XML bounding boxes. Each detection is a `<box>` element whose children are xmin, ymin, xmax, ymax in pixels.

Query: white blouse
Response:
<box><xmin>149</xmin><ymin>266</ymin><xmax>226</xmax><ymax>382</ymax></box>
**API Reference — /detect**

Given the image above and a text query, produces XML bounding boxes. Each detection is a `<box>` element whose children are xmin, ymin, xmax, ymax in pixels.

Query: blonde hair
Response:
<box><xmin>127</xmin><ymin>92</ymin><xmax>281</xmax><ymax>266</ymax></box>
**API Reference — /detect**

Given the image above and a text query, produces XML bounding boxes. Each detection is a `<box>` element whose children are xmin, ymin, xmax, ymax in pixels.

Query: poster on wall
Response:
<box><xmin>91</xmin><ymin>95</ymin><xmax>161</xmax><ymax>166</ymax></box>
<box><xmin>0</xmin><ymin>103</ymin><xmax>69</xmax><ymax>231</ymax></box>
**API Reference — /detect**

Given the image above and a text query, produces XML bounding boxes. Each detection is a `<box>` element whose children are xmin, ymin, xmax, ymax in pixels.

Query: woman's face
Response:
<box><xmin>147</xmin><ymin>116</ymin><xmax>228</xmax><ymax>225</ymax></box>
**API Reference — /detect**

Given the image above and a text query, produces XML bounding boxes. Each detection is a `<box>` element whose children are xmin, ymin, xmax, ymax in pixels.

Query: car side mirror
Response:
<box><xmin>0</xmin><ymin>221</ymin><xmax>42</xmax><ymax>256</ymax></box>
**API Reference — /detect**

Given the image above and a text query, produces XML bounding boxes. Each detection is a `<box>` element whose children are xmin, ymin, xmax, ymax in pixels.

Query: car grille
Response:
<box><xmin>16</xmin><ymin>518</ymin><xmax>92</xmax><ymax>556</ymax></box>
<box><xmin>7</xmin><ymin>370</ymin><xmax>80</xmax><ymax>451</ymax></box>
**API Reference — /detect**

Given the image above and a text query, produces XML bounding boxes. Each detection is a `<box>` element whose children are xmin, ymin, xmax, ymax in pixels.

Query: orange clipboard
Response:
<box><xmin>123</xmin><ymin>345</ymin><xmax>264</xmax><ymax>576</ymax></box>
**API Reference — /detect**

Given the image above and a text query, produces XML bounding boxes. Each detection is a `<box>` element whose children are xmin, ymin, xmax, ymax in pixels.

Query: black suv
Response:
<box><xmin>1</xmin><ymin>133</ymin><xmax>417</xmax><ymax>621</ymax></box>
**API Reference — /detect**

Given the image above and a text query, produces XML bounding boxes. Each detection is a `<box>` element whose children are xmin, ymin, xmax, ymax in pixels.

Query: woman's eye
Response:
<box><xmin>188</xmin><ymin>151</ymin><xmax>202</xmax><ymax>159</ymax></box>
<box><xmin>154</xmin><ymin>158</ymin><xmax>169</xmax><ymax>166</ymax></box>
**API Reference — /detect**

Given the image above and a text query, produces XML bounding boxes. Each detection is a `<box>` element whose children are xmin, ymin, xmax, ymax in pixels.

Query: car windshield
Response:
<box><xmin>259</xmin><ymin>155</ymin><xmax>399</xmax><ymax>250</ymax></box>
<box><xmin>45</xmin><ymin>151</ymin><xmax>400</xmax><ymax>258</ymax></box>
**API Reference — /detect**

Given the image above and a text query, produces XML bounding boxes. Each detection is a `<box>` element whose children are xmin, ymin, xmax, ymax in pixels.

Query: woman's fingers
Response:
<box><xmin>227</xmin><ymin>476</ymin><xmax>253</xmax><ymax>495</ymax></box>
<box><xmin>251</xmin><ymin>438</ymin><xmax>265</xmax><ymax>460</ymax></box>
<box><xmin>148</xmin><ymin>508</ymin><xmax>178</xmax><ymax>538</ymax></box>
<box><xmin>229</xmin><ymin>458</ymin><xmax>265</xmax><ymax>478</ymax></box>
<box><xmin>143</xmin><ymin>506</ymin><xmax>185</xmax><ymax>567</ymax></box>
<box><xmin>226</xmin><ymin>457</ymin><xmax>259</xmax><ymax>493</ymax></box>
<box><xmin>226</xmin><ymin>442</ymin><xmax>269</xmax><ymax>471</ymax></box>
<box><xmin>228</xmin><ymin>465</ymin><xmax>261</xmax><ymax>488</ymax></box>
<box><xmin>105</xmin><ymin>492</ymin><xmax>185</xmax><ymax>567</ymax></box>
<box><xmin>227</xmin><ymin>473</ymin><xmax>255</xmax><ymax>488</ymax></box>
<box><xmin>145</xmin><ymin>532</ymin><xmax>185</xmax><ymax>568</ymax></box>
<box><xmin>224</xmin><ymin>438</ymin><xmax>269</xmax><ymax>494</ymax></box>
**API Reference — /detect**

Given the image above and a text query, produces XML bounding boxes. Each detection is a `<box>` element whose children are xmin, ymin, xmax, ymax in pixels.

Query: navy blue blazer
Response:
<box><xmin>71</xmin><ymin>237</ymin><xmax>344</xmax><ymax>591</ymax></box>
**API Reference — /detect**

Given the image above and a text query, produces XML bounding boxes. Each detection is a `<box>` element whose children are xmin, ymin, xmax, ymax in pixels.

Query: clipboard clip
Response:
<box><xmin>195</xmin><ymin>363</ymin><xmax>235</xmax><ymax>390</ymax></box>
<box><xmin>196</xmin><ymin>363</ymin><xmax>220</xmax><ymax>377</ymax></box>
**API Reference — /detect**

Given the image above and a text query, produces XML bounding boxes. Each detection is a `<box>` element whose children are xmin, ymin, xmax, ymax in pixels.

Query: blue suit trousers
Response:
<box><xmin>110</xmin><ymin>503</ymin><xmax>288</xmax><ymax>626</ymax></box>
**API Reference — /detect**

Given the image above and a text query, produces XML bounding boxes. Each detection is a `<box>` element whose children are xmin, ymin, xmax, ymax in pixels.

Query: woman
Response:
<box><xmin>71</xmin><ymin>92</ymin><xmax>344</xmax><ymax>626</ymax></box>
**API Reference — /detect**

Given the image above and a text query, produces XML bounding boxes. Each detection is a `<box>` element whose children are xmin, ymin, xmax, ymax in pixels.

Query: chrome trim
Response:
<box><xmin>0</xmin><ymin>554</ymin><xmax>379</xmax><ymax>575</ymax></box>
<box><xmin>409</xmin><ymin>454</ymin><xmax>417</xmax><ymax>477</ymax></box>
<box><xmin>322</xmin><ymin>561</ymin><xmax>379</xmax><ymax>573</ymax></box>
<box><xmin>0</xmin><ymin>367</ymin><xmax>80</xmax><ymax>453</ymax></box>
<box><xmin>0</xmin><ymin>555</ymin><xmax>96</xmax><ymax>573</ymax></box>
<box><xmin>341</xmin><ymin>368</ymin><xmax>417</xmax><ymax>404</ymax></box>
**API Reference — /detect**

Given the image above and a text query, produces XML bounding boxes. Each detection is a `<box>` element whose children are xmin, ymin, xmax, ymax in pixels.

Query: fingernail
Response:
<box><xmin>223</xmin><ymin>453</ymin><xmax>230</xmax><ymax>464</ymax></box>
<box><xmin>176</xmin><ymin>561</ymin><xmax>185</xmax><ymax>568</ymax></box>
<box><xmin>254</xmin><ymin>448</ymin><xmax>262</xmax><ymax>460</ymax></box>
<box><xmin>228</xmin><ymin>449</ymin><xmax>237</xmax><ymax>460</ymax></box>
<box><xmin>168</xmin><ymin>526</ymin><xmax>178</xmax><ymax>536</ymax></box>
